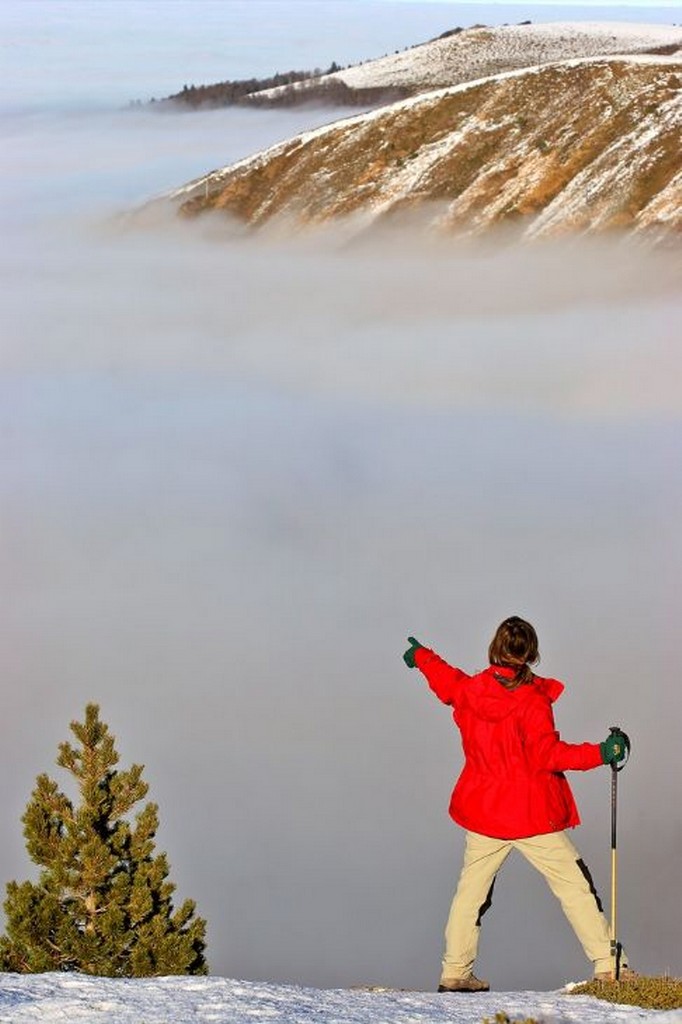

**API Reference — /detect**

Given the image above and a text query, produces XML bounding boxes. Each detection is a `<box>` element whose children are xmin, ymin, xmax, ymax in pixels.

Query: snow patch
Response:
<box><xmin>250</xmin><ymin>21</ymin><xmax>682</xmax><ymax>100</ymax></box>
<box><xmin>0</xmin><ymin>974</ymin><xmax>681</xmax><ymax>1024</ymax></box>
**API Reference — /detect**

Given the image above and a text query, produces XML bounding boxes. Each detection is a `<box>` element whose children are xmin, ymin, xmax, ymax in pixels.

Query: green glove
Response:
<box><xmin>403</xmin><ymin>636</ymin><xmax>423</xmax><ymax>669</ymax></box>
<box><xmin>600</xmin><ymin>730</ymin><xmax>629</xmax><ymax>765</ymax></box>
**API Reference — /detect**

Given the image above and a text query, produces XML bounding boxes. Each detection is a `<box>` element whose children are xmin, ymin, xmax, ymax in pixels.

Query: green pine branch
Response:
<box><xmin>0</xmin><ymin>704</ymin><xmax>208</xmax><ymax>976</ymax></box>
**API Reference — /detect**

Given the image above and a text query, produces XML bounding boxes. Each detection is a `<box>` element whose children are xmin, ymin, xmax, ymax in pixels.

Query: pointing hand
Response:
<box><xmin>403</xmin><ymin>636</ymin><xmax>424</xmax><ymax>669</ymax></box>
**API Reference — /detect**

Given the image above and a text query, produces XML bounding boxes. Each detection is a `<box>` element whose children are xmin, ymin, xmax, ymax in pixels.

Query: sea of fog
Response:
<box><xmin>1</xmin><ymin>0</ymin><xmax>681</xmax><ymax>993</ymax></box>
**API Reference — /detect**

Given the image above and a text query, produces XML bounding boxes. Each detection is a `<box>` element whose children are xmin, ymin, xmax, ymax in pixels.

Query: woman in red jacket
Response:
<box><xmin>403</xmin><ymin>616</ymin><xmax>629</xmax><ymax>992</ymax></box>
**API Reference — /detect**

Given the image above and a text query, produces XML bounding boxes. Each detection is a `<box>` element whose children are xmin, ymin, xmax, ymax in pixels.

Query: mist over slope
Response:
<box><xmin>165</xmin><ymin>56</ymin><xmax>682</xmax><ymax>241</ymax></box>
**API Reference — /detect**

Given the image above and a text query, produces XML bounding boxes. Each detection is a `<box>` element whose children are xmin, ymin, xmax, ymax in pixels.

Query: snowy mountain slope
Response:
<box><xmin>249</xmin><ymin>22</ymin><xmax>682</xmax><ymax>102</ymax></box>
<box><xmin>165</xmin><ymin>56</ymin><xmax>682</xmax><ymax>241</ymax></box>
<box><xmin>0</xmin><ymin>974</ymin><xmax>681</xmax><ymax>1024</ymax></box>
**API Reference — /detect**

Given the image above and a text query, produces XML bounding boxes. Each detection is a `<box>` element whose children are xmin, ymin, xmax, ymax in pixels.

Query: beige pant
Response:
<box><xmin>442</xmin><ymin>830</ymin><xmax>620</xmax><ymax>979</ymax></box>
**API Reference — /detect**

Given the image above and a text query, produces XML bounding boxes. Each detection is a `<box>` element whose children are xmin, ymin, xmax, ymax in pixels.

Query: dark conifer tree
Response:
<box><xmin>0</xmin><ymin>704</ymin><xmax>207</xmax><ymax>975</ymax></box>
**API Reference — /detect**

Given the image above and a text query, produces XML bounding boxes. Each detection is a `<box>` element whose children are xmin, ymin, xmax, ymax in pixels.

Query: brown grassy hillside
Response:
<box><xmin>167</xmin><ymin>57</ymin><xmax>682</xmax><ymax>241</ymax></box>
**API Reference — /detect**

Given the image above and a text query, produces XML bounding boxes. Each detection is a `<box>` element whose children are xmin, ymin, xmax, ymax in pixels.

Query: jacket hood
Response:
<box><xmin>465</xmin><ymin>668</ymin><xmax>564</xmax><ymax>722</ymax></box>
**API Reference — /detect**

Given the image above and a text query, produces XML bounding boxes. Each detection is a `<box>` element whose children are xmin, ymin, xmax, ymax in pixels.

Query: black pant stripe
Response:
<box><xmin>475</xmin><ymin>877</ymin><xmax>497</xmax><ymax>927</ymax></box>
<box><xmin>576</xmin><ymin>858</ymin><xmax>605</xmax><ymax>914</ymax></box>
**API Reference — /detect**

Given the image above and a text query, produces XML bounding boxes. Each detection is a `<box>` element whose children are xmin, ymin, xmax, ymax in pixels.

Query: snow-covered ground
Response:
<box><xmin>251</xmin><ymin>22</ymin><xmax>682</xmax><ymax>100</ymax></box>
<box><xmin>0</xmin><ymin>975</ymin><xmax>681</xmax><ymax>1024</ymax></box>
<box><xmin>336</xmin><ymin>22</ymin><xmax>682</xmax><ymax>90</ymax></box>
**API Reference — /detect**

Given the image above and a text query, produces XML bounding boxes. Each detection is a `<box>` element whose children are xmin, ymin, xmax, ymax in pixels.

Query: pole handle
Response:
<box><xmin>609</xmin><ymin>725</ymin><xmax>631</xmax><ymax>773</ymax></box>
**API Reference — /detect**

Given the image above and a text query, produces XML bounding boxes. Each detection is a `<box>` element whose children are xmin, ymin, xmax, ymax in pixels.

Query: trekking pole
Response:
<box><xmin>609</xmin><ymin>725</ymin><xmax>631</xmax><ymax>981</ymax></box>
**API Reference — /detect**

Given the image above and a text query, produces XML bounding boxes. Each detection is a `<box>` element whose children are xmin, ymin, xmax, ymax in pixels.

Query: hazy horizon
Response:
<box><xmin>1</xmin><ymin>0</ymin><xmax>680</xmax><ymax>992</ymax></box>
<box><xmin>2</xmin><ymin>1</ymin><xmax>680</xmax><ymax>109</ymax></box>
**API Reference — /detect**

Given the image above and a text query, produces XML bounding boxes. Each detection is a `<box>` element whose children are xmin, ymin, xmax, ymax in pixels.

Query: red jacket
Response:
<box><xmin>414</xmin><ymin>647</ymin><xmax>604</xmax><ymax>839</ymax></box>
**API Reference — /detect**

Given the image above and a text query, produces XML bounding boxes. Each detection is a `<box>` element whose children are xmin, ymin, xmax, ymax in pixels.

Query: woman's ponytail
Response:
<box><xmin>488</xmin><ymin>616</ymin><xmax>539</xmax><ymax>688</ymax></box>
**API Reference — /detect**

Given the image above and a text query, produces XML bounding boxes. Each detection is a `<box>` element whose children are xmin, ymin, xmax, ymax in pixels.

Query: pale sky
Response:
<box><xmin>383</xmin><ymin>0</ymin><xmax>677</xmax><ymax>5</ymax></box>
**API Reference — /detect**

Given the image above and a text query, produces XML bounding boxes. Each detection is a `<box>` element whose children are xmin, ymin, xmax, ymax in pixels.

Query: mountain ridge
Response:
<box><xmin>156</xmin><ymin>21</ymin><xmax>682</xmax><ymax>110</ymax></box>
<box><xmin>163</xmin><ymin>53</ymin><xmax>682</xmax><ymax>242</ymax></box>
<box><xmin>252</xmin><ymin>21</ymin><xmax>682</xmax><ymax>106</ymax></box>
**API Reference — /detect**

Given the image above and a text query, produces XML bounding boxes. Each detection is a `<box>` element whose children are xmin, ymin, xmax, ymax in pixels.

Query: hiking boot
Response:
<box><xmin>438</xmin><ymin>975</ymin><xmax>490</xmax><ymax>993</ymax></box>
<box><xmin>594</xmin><ymin>966</ymin><xmax>637</xmax><ymax>982</ymax></box>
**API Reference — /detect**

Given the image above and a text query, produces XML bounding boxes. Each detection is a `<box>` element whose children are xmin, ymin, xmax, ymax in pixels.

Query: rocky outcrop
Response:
<box><xmin>166</xmin><ymin>56</ymin><xmax>682</xmax><ymax>241</ymax></box>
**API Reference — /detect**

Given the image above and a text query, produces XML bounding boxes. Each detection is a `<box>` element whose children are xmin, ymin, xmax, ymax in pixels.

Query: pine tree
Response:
<box><xmin>0</xmin><ymin>704</ymin><xmax>207</xmax><ymax>975</ymax></box>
